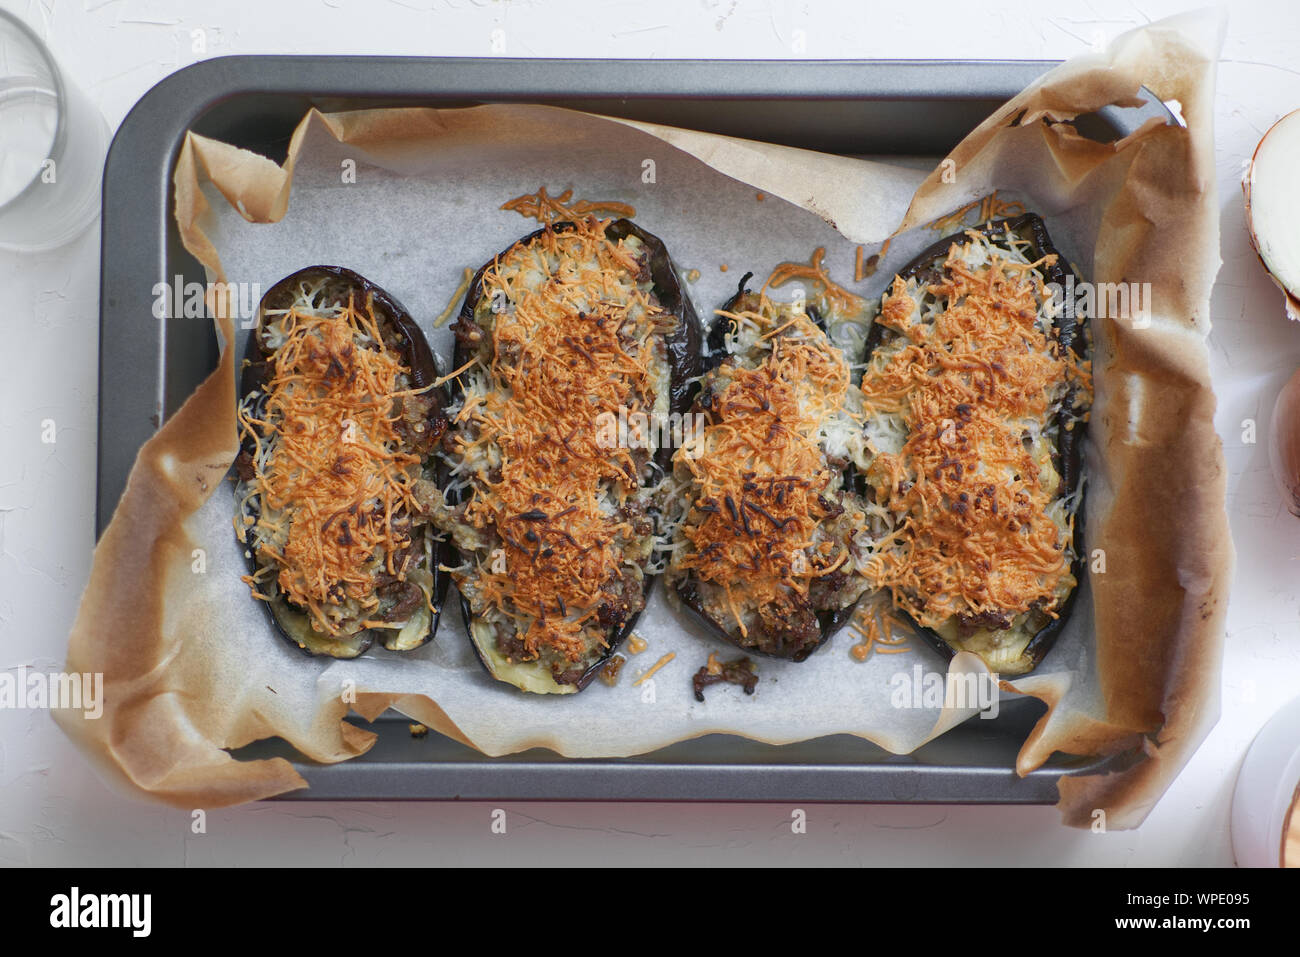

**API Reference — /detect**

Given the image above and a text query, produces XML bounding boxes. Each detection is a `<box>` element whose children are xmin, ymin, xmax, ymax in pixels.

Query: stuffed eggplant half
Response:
<box><xmin>665</xmin><ymin>283</ymin><xmax>874</xmax><ymax>661</ymax></box>
<box><xmin>858</xmin><ymin>214</ymin><xmax>1092</xmax><ymax>675</ymax></box>
<box><xmin>431</xmin><ymin>217</ymin><xmax>702</xmax><ymax>693</ymax></box>
<box><xmin>234</xmin><ymin>266</ymin><xmax>450</xmax><ymax>659</ymax></box>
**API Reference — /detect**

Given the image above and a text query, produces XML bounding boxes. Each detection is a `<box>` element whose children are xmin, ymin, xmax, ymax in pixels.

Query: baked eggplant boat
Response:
<box><xmin>858</xmin><ymin>214</ymin><xmax>1092</xmax><ymax>675</ymax></box>
<box><xmin>234</xmin><ymin>266</ymin><xmax>450</xmax><ymax>658</ymax></box>
<box><xmin>665</xmin><ymin>281</ymin><xmax>874</xmax><ymax>661</ymax></box>
<box><xmin>428</xmin><ymin>217</ymin><xmax>702</xmax><ymax>693</ymax></box>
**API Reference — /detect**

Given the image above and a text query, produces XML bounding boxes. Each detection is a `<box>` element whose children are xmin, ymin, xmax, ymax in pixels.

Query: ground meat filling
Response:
<box><xmin>692</xmin><ymin>656</ymin><xmax>759</xmax><ymax>702</ymax></box>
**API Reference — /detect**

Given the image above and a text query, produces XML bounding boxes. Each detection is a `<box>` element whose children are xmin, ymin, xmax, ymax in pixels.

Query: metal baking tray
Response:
<box><xmin>98</xmin><ymin>56</ymin><xmax>1164</xmax><ymax>802</ymax></box>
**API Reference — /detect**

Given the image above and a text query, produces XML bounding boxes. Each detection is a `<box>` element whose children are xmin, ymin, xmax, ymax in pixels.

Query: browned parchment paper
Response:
<box><xmin>56</xmin><ymin>10</ymin><xmax>1231</xmax><ymax>827</ymax></box>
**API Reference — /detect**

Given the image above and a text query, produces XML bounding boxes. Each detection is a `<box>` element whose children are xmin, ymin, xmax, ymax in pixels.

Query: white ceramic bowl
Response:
<box><xmin>1232</xmin><ymin>694</ymin><xmax>1300</xmax><ymax>867</ymax></box>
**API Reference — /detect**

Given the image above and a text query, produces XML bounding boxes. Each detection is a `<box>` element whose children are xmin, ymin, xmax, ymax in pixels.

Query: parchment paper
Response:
<box><xmin>57</xmin><ymin>10</ymin><xmax>1232</xmax><ymax>828</ymax></box>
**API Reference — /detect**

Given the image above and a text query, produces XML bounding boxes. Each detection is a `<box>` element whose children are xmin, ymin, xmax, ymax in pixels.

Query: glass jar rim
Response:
<box><xmin>0</xmin><ymin>9</ymin><xmax>70</xmax><ymax>214</ymax></box>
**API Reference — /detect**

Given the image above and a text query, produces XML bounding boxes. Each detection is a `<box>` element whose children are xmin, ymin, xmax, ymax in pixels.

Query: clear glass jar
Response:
<box><xmin>0</xmin><ymin>10</ymin><xmax>109</xmax><ymax>251</ymax></box>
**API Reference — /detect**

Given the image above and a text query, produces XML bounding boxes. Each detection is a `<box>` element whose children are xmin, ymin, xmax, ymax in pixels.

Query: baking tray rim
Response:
<box><xmin>97</xmin><ymin>54</ymin><xmax>1159</xmax><ymax>804</ymax></box>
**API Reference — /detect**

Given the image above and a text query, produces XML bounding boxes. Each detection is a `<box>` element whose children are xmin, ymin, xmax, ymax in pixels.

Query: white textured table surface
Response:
<box><xmin>1</xmin><ymin>0</ymin><xmax>1297</xmax><ymax>867</ymax></box>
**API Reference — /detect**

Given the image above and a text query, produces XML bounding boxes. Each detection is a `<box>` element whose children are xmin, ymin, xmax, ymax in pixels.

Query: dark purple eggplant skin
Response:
<box><xmin>237</xmin><ymin>265</ymin><xmax>450</xmax><ymax>659</ymax></box>
<box><xmin>672</xmin><ymin>277</ymin><xmax>863</xmax><ymax>663</ymax></box>
<box><xmin>448</xmin><ymin>218</ymin><xmax>704</xmax><ymax>691</ymax></box>
<box><xmin>861</xmin><ymin>214</ymin><xmax>1089</xmax><ymax>673</ymax></box>
<box><xmin>704</xmin><ymin>271</ymin><xmax>755</xmax><ymax>366</ymax></box>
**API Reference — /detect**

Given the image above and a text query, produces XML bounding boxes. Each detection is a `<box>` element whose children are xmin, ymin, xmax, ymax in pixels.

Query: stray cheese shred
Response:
<box><xmin>502</xmin><ymin>186</ymin><xmax>636</xmax><ymax>226</ymax></box>
<box><xmin>848</xmin><ymin>599</ymin><xmax>909</xmax><ymax>660</ymax></box>
<box><xmin>927</xmin><ymin>191</ymin><xmax>1026</xmax><ymax>234</ymax></box>
<box><xmin>632</xmin><ymin>652</ymin><xmax>676</xmax><ymax>687</ymax></box>
<box><xmin>764</xmin><ymin>246</ymin><xmax>866</xmax><ymax>320</ymax></box>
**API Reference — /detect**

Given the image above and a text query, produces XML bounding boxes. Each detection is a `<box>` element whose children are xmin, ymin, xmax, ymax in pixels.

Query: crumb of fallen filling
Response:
<box><xmin>409</xmin><ymin>723</ymin><xmax>429</xmax><ymax>738</ymax></box>
<box><xmin>692</xmin><ymin>655</ymin><xmax>759</xmax><ymax>702</ymax></box>
<box><xmin>600</xmin><ymin>654</ymin><xmax>626</xmax><ymax>686</ymax></box>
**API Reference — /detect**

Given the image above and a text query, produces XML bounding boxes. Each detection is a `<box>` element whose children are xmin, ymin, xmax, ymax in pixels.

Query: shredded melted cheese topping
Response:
<box><xmin>859</xmin><ymin>232</ymin><xmax>1092</xmax><ymax>633</ymax></box>
<box><xmin>926</xmin><ymin>191</ymin><xmax>1026</xmax><ymax>234</ymax></box>
<box><xmin>670</xmin><ymin>297</ymin><xmax>869</xmax><ymax>641</ymax></box>
<box><xmin>760</xmin><ymin>246</ymin><xmax>874</xmax><ymax>359</ymax></box>
<box><xmin>848</xmin><ymin>599</ymin><xmax>909</xmax><ymax>660</ymax></box>
<box><xmin>764</xmin><ymin>246</ymin><xmax>866</xmax><ymax>320</ymax></box>
<box><xmin>445</xmin><ymin>218</ymin><xmax>671</xmax><ymax>668</ymax></box>
<box><xmin>501</xmin><ymin>186</ymin><xmax>637</xmax><ymax>226</ymax></box>
<box><xmin>236</xmin><ymin>293</ymin><xmax>432</xmax><ymax>636</ymax></box>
